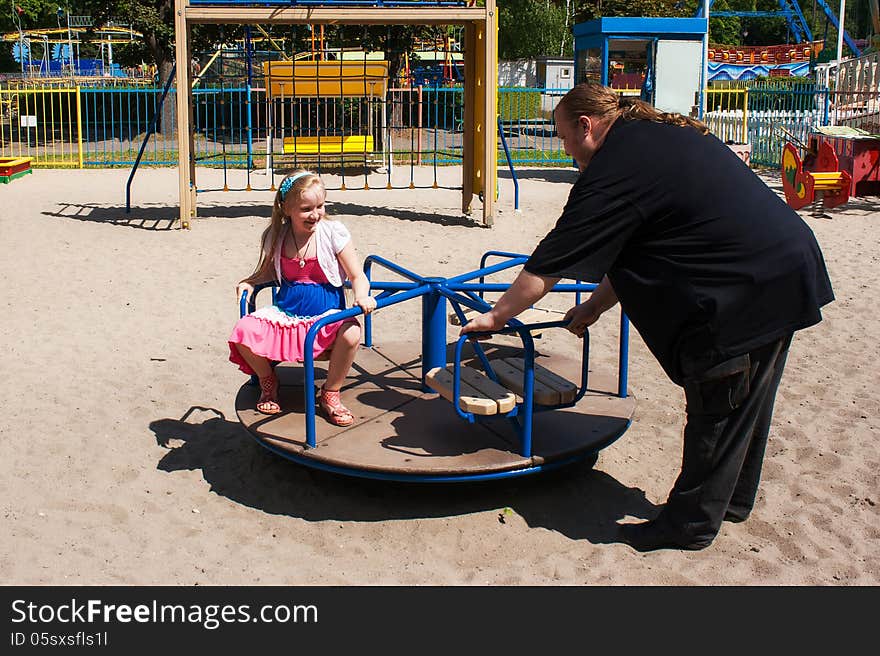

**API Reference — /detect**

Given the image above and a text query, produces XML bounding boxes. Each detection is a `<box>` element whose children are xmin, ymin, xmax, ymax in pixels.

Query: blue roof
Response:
<box><xmin>574</xmin><ymin>17</ymin><xmax>707</xmax><ymax>39</ymax></box>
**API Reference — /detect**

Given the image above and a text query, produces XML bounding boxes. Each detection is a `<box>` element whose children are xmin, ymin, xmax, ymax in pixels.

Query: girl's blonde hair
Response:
<box><xmin>244</xmin><ymin>170</ymin><xmax>325</xmax><ymax>285</ymax></box>
<box><xmin>556</xmin><ymin>82</ymin><xmax>709</xmax><ymax>135</ymax></box>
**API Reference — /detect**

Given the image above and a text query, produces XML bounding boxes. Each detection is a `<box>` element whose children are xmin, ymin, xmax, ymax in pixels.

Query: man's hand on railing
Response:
<box><xmin>460</xmin><ymin>310</ymin><xmax>507</xmax><ymax>340</ymax></box>
<box><xmin>563</xmin><ymin>301</ymin><xmax>604</xmax><ymax>338</ymax></box>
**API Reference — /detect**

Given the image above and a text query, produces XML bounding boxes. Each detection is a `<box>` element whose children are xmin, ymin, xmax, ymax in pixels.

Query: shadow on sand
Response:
<box><xmin>44</xmin><ymin>199</ymin><xmax>489</xmax><ymax>228</ymax></box>
<box><xmin>42</xmin><ymin>202</ymin><xmax>272</xmax><ymax>230</ymax></box>
<box><xmin>151</xmin><ymin>406</ymin><xmax>658</xmax><ymax>546</ymax></box>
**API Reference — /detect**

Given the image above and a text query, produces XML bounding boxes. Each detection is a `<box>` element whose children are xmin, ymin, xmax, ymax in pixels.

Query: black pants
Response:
<box><xmin>664</xmin><ymin>334</ymin><xmax>793</xmax><ymax>543</ymax></box>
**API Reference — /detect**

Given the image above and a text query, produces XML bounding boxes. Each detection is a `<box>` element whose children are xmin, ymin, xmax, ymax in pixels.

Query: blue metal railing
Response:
<box><xmin>126</xmin><ymin>65</ymin><xmax>177</xmax><ymax>213</ymax></box>
<box><xmin>498</xmin><ymin>115</ymin><xmax>519</xmax><ymax>211</ymax></box>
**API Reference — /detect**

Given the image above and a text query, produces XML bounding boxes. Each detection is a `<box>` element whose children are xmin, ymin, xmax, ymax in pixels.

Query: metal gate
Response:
<box><xmin>0</xmin><ymin>87</ymin><xmax>83</xmax><ymax>167</ymax></box>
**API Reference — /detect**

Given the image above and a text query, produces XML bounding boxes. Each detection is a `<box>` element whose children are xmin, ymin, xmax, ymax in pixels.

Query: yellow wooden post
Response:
<box><xmin>482</xmin><ymin>0</ymin><xmax>497</xmax><ymax>226</ymax></box>
<box><xmin>462</xmin><ymin>24</ymin><xmax>476</xmax><ymax>216</ymax></box>
<box><xmin>175</xmin><ymin>7</ymin><xmax>194</xmax><ymax>229</ymax></box>
<box><xmin>473</xmin><ymin>21</ymin><xmax>485</xmax><ymax>209</ymax></box>
<box><xmin>186</xmin><ymin>23</ymin><xmax>197</xmax><ymax>218</ymax></box>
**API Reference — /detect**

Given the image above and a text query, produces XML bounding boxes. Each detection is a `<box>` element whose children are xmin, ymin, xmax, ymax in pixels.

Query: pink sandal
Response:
<box><xmin>256</xmin><ymin>372</ymin><xmax>281</xmax><ymax>415</ymax></box>
<box><xmin>318</xmin><ymin>387</ymin><xmax>354</xmax><ymax>427</ymax></box>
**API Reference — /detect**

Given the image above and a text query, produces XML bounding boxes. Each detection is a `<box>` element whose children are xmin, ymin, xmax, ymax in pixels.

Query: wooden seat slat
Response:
<box><xmin>490</xmin><ymin>360</ymin><xmax>561</xmax><ymax>406</ymax></box>
<box><xmin>425</xmin><ymin>366</ymin><xmax>516</xmax><ymax>415</ymax></box>
<box><xmin>492</xmin><ymin>357</ymin><xmax>578</xmax><ymax>405</ymax></box>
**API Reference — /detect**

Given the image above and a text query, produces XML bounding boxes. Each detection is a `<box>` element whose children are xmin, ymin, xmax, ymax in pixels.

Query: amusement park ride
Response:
<box><xmin>698</xmin><ymin>0</ymin><xmax>880</xmax><ymax>80</ymax></box>
<box><xmin>3</xmin><ymin>10</ymin><xmax>142</xmax><ymax>77</ymax></box>
<box><xmin>694</xmin><ymin>0</ymin><xmax>880</xmax><ymax>212</ymax></box>
<box><xmin>699</xmin><ymin>0</ymin><xmax>866</xmax><ymax>58</ymax></box>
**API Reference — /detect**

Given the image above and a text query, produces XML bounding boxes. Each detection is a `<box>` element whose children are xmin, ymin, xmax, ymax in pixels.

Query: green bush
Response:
<box><xmin>497</xmin><ymin>89</ymin><xmax>542</xmax><ymax>121</ymax></box>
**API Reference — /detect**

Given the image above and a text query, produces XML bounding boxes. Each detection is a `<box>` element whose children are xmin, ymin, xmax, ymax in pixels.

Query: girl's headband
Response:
<box><xmin>278</xmin><ymin>171</ymin><xmax>315</xmax><ymax>201</ymax></box>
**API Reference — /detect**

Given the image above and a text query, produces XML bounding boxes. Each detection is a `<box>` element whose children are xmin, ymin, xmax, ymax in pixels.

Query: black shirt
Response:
<box><xmin>525</xmin><ymin>117</ymin><xmax>834</xmax><ymax>384</ymax></box>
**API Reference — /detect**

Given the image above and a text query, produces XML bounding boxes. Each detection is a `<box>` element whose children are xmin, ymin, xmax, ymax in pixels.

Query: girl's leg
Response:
<box><xmin>234</xmin><ymin>343</ymin><xmax>274</xmax><ymax>378</ymax></box>
<box><xmin>319</xmin><ymin>321</ymin><xmax>361</xmax><ymax>427</ymax></box>
<box><xmin>324</xmin><ymin>321</ymin><xmax>361</xmax><ymax>391</ymax></box>
<box><xmin>234</xmin><ymin>343</ymin><xmax>280</xmax><ymax>414</ymax></box>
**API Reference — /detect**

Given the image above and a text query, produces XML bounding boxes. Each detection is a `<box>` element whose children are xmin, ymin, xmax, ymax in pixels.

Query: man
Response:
<box><xmin>461</xmin><ymin>83</ymin><xmax>833</xmax><ymax>552</ymax></box>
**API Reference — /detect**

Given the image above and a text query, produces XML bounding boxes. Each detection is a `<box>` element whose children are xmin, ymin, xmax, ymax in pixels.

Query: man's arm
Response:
<box><xmin>459</xmin><ymin>269</ymin><xmax>561</xmax><ymax>335</ymax></box>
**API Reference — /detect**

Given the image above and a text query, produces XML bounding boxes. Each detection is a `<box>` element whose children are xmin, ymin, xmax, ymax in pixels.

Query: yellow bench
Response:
<box><xmin>282</xmin><ymin>135</ymin><xmax>374</xmax><ymax>155</ymax></box>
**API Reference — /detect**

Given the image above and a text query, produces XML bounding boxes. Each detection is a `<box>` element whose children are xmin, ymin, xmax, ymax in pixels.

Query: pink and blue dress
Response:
<box><xmin>229</xmin><ymin>220</ymin><xmax>352</xmax><ymax>374</ymax></box>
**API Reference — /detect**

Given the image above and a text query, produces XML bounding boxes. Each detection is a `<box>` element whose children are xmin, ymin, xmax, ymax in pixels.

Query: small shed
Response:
<box><xmin>498</xmin><ymin>56</ymin><xmax>574</xmax><ymax>89</ymax></box>
<box><xmin>536</xmin><ymin>57</ymin><xmax>574</xmax><ymax>89</ymax></box>
<box><xmin>573</xmin><ymin>17</ymin><xmax>708</xmax><ymax>116</ymax></box>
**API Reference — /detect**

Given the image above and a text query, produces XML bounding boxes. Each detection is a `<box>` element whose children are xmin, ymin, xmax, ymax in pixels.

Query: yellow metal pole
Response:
<box><xmin>192</xmin><ymin>47</ymin><xmax>223</xmax><ymax>87</ymax></box>
<box><xmin>252</xmin><ymin>24</ymin><xmax>290</xmax><ymax>61</ymax></box>
<box><xmin>76</xmin><ymin>86</ymin><xmax>84</xmax><ymax>168</ymax></box>
<box><xmin>45</xmin><ymin>90</ymin><xmax>52</xmax><ymax>164</ymax></box>
<box><xmin>0</xmin><ymin>92</ymin><xmax>6</xmax><ymax>158</ymax></box>
<box><xmin>742</xmin><ymin>88</ymin><xmax>749</xmax><ymax>145</ymax></box>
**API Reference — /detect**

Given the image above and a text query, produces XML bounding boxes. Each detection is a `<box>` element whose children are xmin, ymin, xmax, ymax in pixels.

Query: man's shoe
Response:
<box><xmin>618</xmin><ymin>517</ymin><xmax>713</xmax><ymax>553</ymax></box>
<box><xmin>723</xmin><ymin>510</ymin><xmax>749</xmax><ymax>523</ymax></box>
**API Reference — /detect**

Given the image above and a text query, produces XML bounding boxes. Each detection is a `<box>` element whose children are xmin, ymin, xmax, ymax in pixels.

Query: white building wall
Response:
<box><xmin>499</xmin><ymin>59</ymin><xmax>538</xmax><ymax>87</ymax></box>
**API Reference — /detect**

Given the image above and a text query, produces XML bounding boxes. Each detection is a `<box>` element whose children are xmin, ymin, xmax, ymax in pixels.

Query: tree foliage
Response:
<box><xmin>2</xmin><ymin>0</ymin><xmax>875</xmax><ymax>75</ymax></box>
<box><xmin>498</xmin><ymin>0</ymin><xmax>569</xmax><ymax>59</ymax></box>
<box><xmin>498</xmin><ymin>0</ymin><xmax>875</xmax><ymax>59</ymax></box>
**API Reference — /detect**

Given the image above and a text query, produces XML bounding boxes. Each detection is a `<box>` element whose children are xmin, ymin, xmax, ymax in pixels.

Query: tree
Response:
<box><xmin>498</xmin><ymin>0</ymin><xmax>692</xmax><ymax>60</ymax></box>
<box><xmin>83</xmin><ymin>0</ymin><xmax>174</xmax><ymax>82</ymax></box>
<box><xmin>595</xmin><ymin>0</ymin><xmax>689</xmax><ymax>18</ymax></box>
<box><xmin>706</xmin><ymin>0</ymin><xmax>745</xmax><ymax>46</ymax></box>
<box><xmin>498</xmin><ymin>0</ymin><xmax>569</xmax><ymax>59</ymax></box>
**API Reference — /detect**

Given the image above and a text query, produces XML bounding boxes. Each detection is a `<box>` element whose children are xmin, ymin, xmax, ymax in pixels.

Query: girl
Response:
<box><xmin>229</xmin><ymin>170</ymin><xmax>376</xmax><ymax>424</ymax></box>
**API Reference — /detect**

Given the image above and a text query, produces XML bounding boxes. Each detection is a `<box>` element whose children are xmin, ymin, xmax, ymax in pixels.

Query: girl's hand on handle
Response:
<box><xmin>355</xmin><ymin>296</ymin><xmax>377</xmax><ymax>315</ymax></box>
<box><xmin>236</xmin><ymin>282</ymin><xmax>254</xmax><ymax>302</ymax></box>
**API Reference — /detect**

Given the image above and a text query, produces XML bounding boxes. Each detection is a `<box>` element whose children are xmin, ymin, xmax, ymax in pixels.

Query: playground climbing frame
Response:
<box><xmin>173</xmin><ymin>1</ymin><xmax>498</xmax><ymax>229</ymax></box>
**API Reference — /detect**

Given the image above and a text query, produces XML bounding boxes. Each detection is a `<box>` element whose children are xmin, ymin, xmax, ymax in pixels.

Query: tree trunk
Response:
<box><xmin>158</xmin><ymin>59</ymin><xmax>176</xmax><ymax>137</ymax></box>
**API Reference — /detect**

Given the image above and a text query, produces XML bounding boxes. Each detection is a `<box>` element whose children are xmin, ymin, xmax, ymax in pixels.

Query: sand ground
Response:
<box><xmin>1</xmin><ymin>164</ymin><xmax>877</xmax><ymax>585</ymax></box>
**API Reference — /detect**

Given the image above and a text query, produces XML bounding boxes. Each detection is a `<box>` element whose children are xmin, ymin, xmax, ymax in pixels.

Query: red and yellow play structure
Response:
<box><xmin>783</xmin><ymin>128</ymin><xmax>880</xmax><ymax>211</ymax></box>
<box><xmin>782</xmin><ymin>140</ymin><xmax>852</xmax><ymax>210</ymax></box>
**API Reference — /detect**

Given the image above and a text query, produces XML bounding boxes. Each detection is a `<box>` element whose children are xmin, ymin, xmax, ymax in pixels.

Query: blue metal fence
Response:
<box><xmin>497</xmin><ymin>87</ymin><xmax>568</xmax><ymax>164</ymax></box>
<box><xmin>80</xmin><ymin>86</ymin><xmax>180</xmax><ymax>166</ymax></box>
<box><xmin>8</xmin><ymin>80</ymin><xmax>870</xmax><ymax>171</ymax></box>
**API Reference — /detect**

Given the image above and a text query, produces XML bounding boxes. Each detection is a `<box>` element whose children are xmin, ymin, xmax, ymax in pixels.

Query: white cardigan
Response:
<box><xmin>273</xmin><ymin>219</ymin><xmax>351</xmax><ymax>288</ymax></box>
